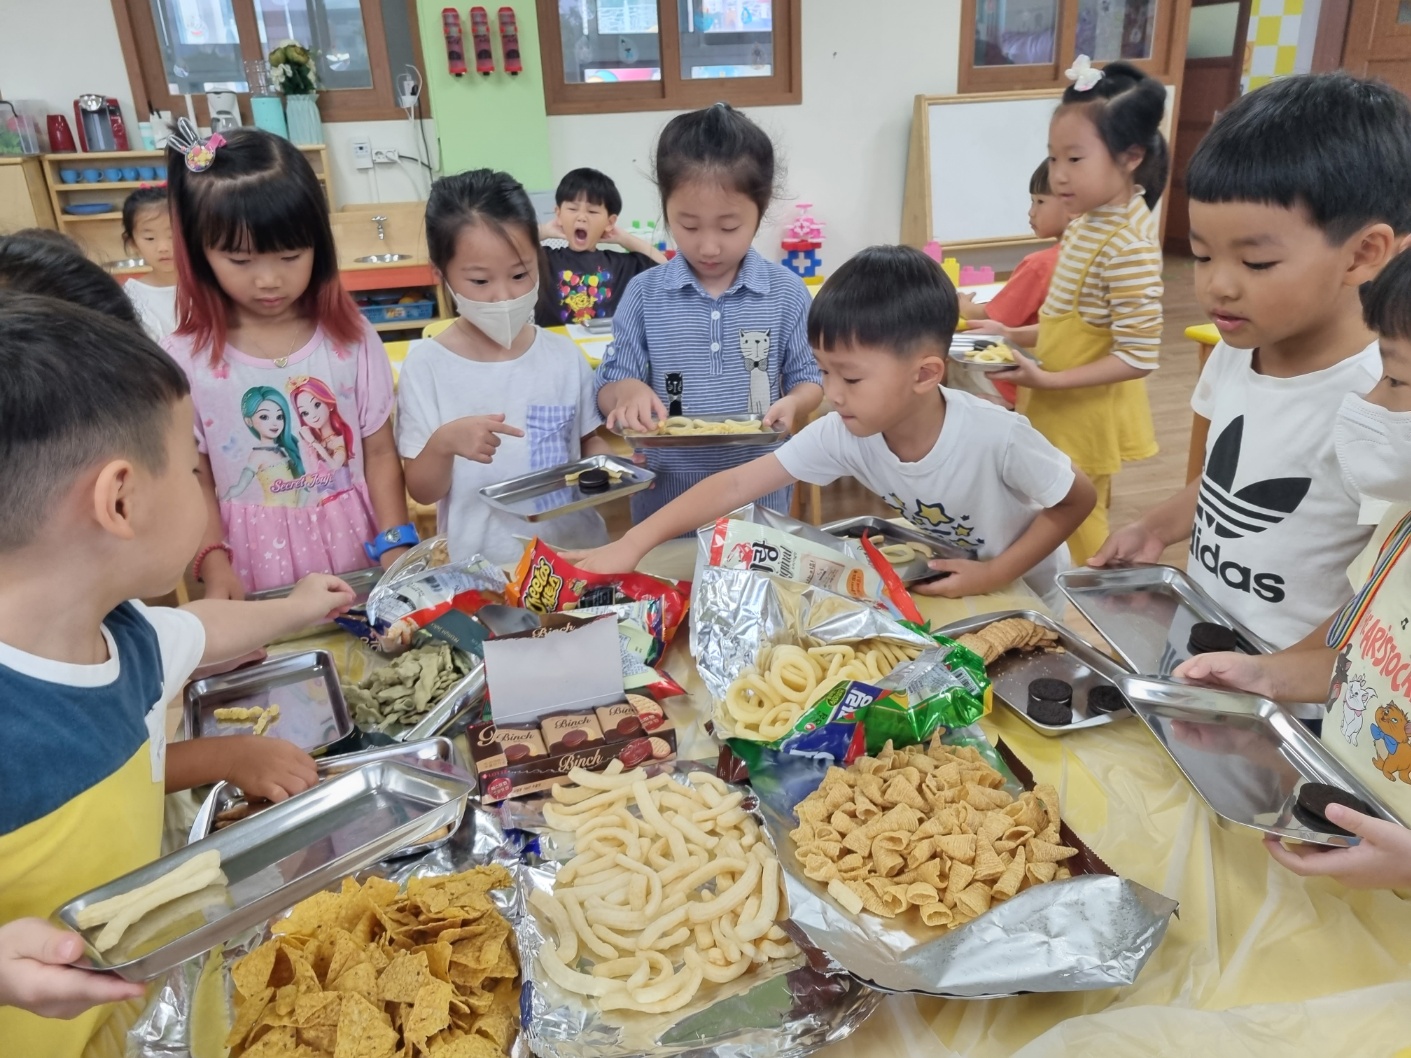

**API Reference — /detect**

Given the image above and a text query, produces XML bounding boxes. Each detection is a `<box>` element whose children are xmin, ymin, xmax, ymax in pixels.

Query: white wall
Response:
<box><xmin>545</xmin><ymin>0</ymin><xmax>963</xmax><ymax>265</ymax></box>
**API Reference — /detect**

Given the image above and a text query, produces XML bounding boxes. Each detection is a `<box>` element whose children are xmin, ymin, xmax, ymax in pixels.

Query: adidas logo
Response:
<box><xmin>1191</xmin><ymin>416</ymin><xmax>1310</xmax><ymax>605</ymax></box>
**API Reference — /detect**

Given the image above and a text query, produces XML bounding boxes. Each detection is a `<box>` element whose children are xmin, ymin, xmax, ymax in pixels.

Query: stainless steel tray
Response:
<box><xmin>822</xmin><ymin>515</ymin><xmax>966</xmax><ymax>583</ymax></box>
<box><xmin>183</xmin><ymin>650</ymin><xmax>354</xmax><ymax>753</ymax></box>
<box><xmin>188</xmin><ymin>737</ymin><xmax>470</xmax><ymax>856</ymax></box>
<box><xmin>947</xmin><ymin>335</ymin><xmax>1017</xmax><ymax>374</ymax></box>
<box><xmin>247</xmin><ymin>566</ymin><xmax>382</xmax><ymax>641</ymax></box>
<box><xmin>939</xmin><ymin>609</ymin><xmax>1134</xmax><ymax>735</ymax></box>
<box><xmin>56</xmin><ymin>761</ymin><xmax>474</xmax><ymax>980</ymax></box>
<box><xmin>1118</xmin><ymin>676</ymin><xmax>1406</xmax><ymax>847</ymax></box>
<box><xmin>616</xmin><ymin>412</ymin><xmax>789</xmax><ymax>447</ymax></box>
<box><xmin>478</xmin><ymin>454</ymin><xmax>653</xmax><ymax>522</ymax></box>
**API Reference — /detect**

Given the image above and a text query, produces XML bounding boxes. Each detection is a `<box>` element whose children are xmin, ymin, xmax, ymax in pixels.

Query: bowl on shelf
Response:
<box><xmin>59</xmin><ymin>169</ymin><xmax>79</xmax><ymax>184</ymax></box>
<box><xmin>103</xmin><ymin>167</ymin><xmax>123</xmax><ymax>182</ymax></box>
<box><xmin>122</xmin><ymin>167</ymin><xmax>139</xmax><ymax>181</ymax></box>
<box><xmin>137</xmin><ymin>166</ymin><xmax>155</xmax><ymax>180</ymax></box>
<box><xmin>63</xmin><ymin>203</ymin><xmax>115</xmax><ymax>216</ymax></box>
<box><xmin>155</xmin><ymin>165</ymin><xmax>167</xmax><ymax>180</ymax></box>
<box><xmin>105</xmin><ymin>257</ymin><xmax>147</xmax><ymax>271</ymax></box>
<box><xmin>80</xmin><ymin>168</ymin><xmax>101</xmax><ymax>183</ymax></box>
<box><xmin>354</xmin><ymin>253</ymin><xmax>415</xmax><ymax>264</ymax></box>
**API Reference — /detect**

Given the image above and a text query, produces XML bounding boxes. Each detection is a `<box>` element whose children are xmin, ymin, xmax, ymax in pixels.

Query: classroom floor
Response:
<box><xmin>605</xmin><ymin>256</ymin><xmax>1208</xmax><ymax>568</ymax></box>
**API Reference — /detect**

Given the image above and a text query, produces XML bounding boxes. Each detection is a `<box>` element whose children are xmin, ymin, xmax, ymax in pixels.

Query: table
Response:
<box><xmin>1185</xmin><ymin>323</ymin><xmax>1219</xmax><ymax>484</ymax></box>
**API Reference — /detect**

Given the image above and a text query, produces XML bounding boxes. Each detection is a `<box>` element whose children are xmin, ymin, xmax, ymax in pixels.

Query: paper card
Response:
<box><xmin>483</xmin><ymin>612</ymin><xmax>625</xmax><ymax>725</ymax></box>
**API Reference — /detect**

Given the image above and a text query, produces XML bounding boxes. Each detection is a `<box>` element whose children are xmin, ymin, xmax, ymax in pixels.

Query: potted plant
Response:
<box><xmin>270</xmin><ymin>40</ymin><xmax>322</xmax><ymax>145</ymax></box>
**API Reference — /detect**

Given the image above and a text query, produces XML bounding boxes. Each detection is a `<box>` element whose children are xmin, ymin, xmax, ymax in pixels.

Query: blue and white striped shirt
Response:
<box><xmin>596</xmin><ymin>248</ymin><xmax>821</xmax><ymax>518</ymax></box>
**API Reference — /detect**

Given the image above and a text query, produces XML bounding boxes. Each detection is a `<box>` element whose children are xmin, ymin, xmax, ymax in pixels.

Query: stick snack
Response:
<box><xmin>629</xmin><ymin>416</ymin><xmax>765</xmax><ymax>437</ymax></box>
<box><xmin>791</xmin><ymin>739</ymin><xmax>1077</xmax><ymax>930</ymax></box>
<box><xmin>75</xmin><ymin>850</ymin><xmax>227</xmax><ymax>953</ymax></box>
<box><xmin>531</xmin><ymin>761</ymin><xmax>800</xmax><ymax>1014</ymax></box>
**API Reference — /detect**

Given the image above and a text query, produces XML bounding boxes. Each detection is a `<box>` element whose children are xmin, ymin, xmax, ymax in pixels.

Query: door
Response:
<box><xmin>1344</xmin><ymin>0</ymin><xmax>1411</xmax><ymax>95</ymax></box>
<box><xmin>1164</xmin><ymin>0</ymin><xmax>1250</xmax><ymax>252</ymax></box>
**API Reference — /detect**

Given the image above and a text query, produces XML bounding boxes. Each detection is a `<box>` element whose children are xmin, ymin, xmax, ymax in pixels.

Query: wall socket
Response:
<box><xmin>372</xmin><ymin>147</ymin><xmax>400</xmax><ymax>164</ymax></box>
<box><xmin>350</xmin><ymin>137</ymin><xmax>372</xmax><ymax>171</ymax></box>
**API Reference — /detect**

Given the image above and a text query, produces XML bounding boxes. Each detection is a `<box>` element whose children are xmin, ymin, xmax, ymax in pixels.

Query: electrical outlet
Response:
<box><xmin>350</xmin><ymin>137</ymin><xmax>372</xmax><ymax>171</ymax></box>
<box><xmin>372</xmin><ymin>147</ymin><xmax>400</xmax><ymax>165</ymax></box>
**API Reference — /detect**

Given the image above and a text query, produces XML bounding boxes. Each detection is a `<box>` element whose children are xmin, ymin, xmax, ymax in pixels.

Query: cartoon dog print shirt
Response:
<box><xmin>1323</xmin><ymin>504</ymin><xmax>1411</xmax><ymax>819</ymax></box>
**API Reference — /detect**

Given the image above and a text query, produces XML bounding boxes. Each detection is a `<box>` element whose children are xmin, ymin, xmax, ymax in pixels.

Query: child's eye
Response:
<box><xmin>282</xmin><ymin>254</ymin><xmax>303</xmax><ymax>262</ymax></box>
<box><xmin>721</xmin><ymin>227</ymin><xmax>740</xmax><ymax>234</ymax></box>
<box><xmin>842</xmin><ymin>377</ymin><xmax>861</xmax><ymax>385</ymax></box>
<box><xmin>1191</xmin><ymin>255</ymin><xmax>1211</xmax><ymax>264</ymax></box>
<box><xmin>1244</xmin><ymin>261</ymin><xmax>1277</xmax><ymax>271</ymax></box>
<box><xmin>1388</xmin><ymin>376</ymin><xmax>1405</xmax><ymax>388</ymax></box>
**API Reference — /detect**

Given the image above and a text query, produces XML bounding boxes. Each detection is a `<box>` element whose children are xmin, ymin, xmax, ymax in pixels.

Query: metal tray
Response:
<box><xmin>1117</xmin><ymin>676</ymin><xmax>1406</xmax><ymax>846</ymax></box>
<box><xmin>183</xmin><ymin>650</ymin><xmax>354</xmax><ymax>754</ymax></box>
<box><xmin>247</xmin><ymin>566</ymin><xmax>382</xmax><ymax>641</ymax></box>
<box><xmin>188</xmin><ymin>737</ymin><xmax>470</xmax><ymax>855</ymax></box>
<box><xmin>947</xmin><ymin>335</ymin><xmax>1018</xmax><ymax>374</ymax></box>
<box><xmin>56</xmin><ymin>761</ymin><xmax>474</xmax><ymax>980</ymax></box>
<box><xmin>822</xmin><ymin>515</ymin><xmax>967</xmax><ymax>583</ymax></box>
<box><xmin>478</xmin><ymin>454</ymin><xmax>653</xmax><ymax>522</ymax></box>
<box><xmin>616</xmin><ymin>412</ymin><xmax>789</xmax><ymax>448</ymax></box>
<box><xmin>938</xmin><ymin>609</ymin><xmax>1135</xmax><ymax>735</ymax></box>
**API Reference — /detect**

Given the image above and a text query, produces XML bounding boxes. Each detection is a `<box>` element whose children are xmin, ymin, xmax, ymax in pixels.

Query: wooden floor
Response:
<box><xmin>606</xmin><ymin>257</ymin><xmax>1207</xmax><ymax>564</ymax></box>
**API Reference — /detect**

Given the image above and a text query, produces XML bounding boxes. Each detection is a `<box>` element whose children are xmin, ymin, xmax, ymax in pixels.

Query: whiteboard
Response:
<box><xmin>914</xmin><ymin>87</ymin><xmax>1175</xmax><ymax>247</ymax></box>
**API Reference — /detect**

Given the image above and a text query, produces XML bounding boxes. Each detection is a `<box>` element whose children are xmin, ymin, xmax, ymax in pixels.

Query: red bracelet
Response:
<box><xmin>192</xmin><ymin>542</ymin><xmax>233</xmax><ymax>582</ymax></box>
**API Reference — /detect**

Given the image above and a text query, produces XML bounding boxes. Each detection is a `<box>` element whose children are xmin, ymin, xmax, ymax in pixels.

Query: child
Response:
<box><xmin>0</xmin><ymin>229</ymin><xmax>140</xmax><ymax>326</ymax></box>
<box><xmin>1176</xmin><ymin>249</ymin><xmax>1411</xmax><ymax>889</ymax></box>
<box><xmin>571</xmin><ymin>245</ymin><xmax>1096</xmax><ymax>607</ymax></box>
<box><xmin>1093</xmin><ymin>72</ymin><xmax>1411</xmax><ymax>651</ymax></box>
<box><xmin>163</xmin><ymin>128</ymin><xmax>413</xmax><ymax>599</ymax></box>
<box><xmin>120</xmin><ymin>186</ymin><xmax>179</xmax><ymax>342</ymax></box>
<box><xmin>398</xmin><ymin>169</ymin><xmax>610</xmax><ymax>565</ymax></box>
<box><xmin>537</xmin><ymin>167</ymin><xmax>666</xmax><ymax>326</ymax></box>
<box><xmin>0</xmin><ymin>292</ymin><xmax>352</xmax><ymax>1055</ymax></box>
<box><xmin>595</xmin><ymin>103</ymin><xmax>824</xmax><ymax>520</ymax></box>
<box><xmin>990</xmin><ymin>60</ymin><xmax>1168</xmax><ymax>565</ymax></box>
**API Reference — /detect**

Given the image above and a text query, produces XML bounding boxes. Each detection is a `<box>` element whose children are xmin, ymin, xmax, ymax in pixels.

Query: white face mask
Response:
<box><xmin>1334</xmin><ymin>391</ymin><xmax>1411</xmax><ymax>501</ymax></box>
<box><xmin>452</xmin><ymin>284</ymin><xmax>538</xmax><ymax>348</ymax></box>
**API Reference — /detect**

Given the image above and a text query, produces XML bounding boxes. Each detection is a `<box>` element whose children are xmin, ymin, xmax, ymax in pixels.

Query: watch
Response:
<box><xmin>364</xmin><ymin>523</ymin><xmax>419</xmax><ymax>562</ymax></box>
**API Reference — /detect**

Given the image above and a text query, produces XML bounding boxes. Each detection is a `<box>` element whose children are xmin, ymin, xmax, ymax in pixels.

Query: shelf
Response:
<box><xmin>43</xmin><ymin>146</ymin><xmax>325</xmax><ymax>163</ymax></box>
<box><xmin>371</xmin><ymin>317</ymin><xmax>446</xmax><ymax>333</ymax></box>
<box><xmin>59</xmin><ymin>212</ymin><xmax>121</xmax><ymax>222</ymax></box>
<box><xmin>55</xmin><ymin>181</ymin><xmax>165</xmax><ymax>191</ymax></box>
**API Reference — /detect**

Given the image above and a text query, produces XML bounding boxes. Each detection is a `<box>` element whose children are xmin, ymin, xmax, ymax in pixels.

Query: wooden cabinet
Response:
<box><xmin>1343</xmin><ymin>0</ymin><xmax>1411</xmax><ymax>96</ymax></box>
<box><xmin>0</xmin><ymin>157</ymin><xmax>57</xmax><ymax>232</ymax></box>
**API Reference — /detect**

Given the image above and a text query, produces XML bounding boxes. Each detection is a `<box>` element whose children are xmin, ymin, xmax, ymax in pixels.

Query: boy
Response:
<box><xmin>0</xmin><ymin>294</ymin><xmax>354</xmax><ymax>1055</ymax></box>
<box><xmin>569</xmin><ymin>245</ymin><xmax>1096</xmax><ymax>607</ymax></box>
<box><xmin>1092</xmin><ymin>73</ymin><xmax>1411</xmax><ymax>650</ymax></box>
<box><xmin>537</xmin><ymin>167</ymin><xmax>667</xmax><ymax>326</ymax></box>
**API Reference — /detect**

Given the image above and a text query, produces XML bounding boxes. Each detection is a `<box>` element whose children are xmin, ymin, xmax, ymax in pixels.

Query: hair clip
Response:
<box><xmin>167</xmin><ymin>118</ymin><xmax>226</xmax><ymax>172</ymax></box>
<box><xmin>1065</xmin><ymin>55</ymin><xmax>1103</xmax><ymax>92</ymax></box>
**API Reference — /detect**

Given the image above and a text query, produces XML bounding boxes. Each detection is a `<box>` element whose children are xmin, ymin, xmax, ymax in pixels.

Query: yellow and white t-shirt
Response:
<box><xmin>0</xmin><ymin>601</ymin><xmax>203</xmax><ymax>1058</ymax></box>
<box><xmin>1325</xmin><ymin>504</ymin><xmax>1411</xmax><ymax>822</ymax></box>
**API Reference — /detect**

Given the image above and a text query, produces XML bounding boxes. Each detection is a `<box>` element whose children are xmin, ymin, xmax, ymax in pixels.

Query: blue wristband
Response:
<box><xmin>365</xmin><ymin>523</ymin><xmax>419</xmax><ymax>562</ymax></box>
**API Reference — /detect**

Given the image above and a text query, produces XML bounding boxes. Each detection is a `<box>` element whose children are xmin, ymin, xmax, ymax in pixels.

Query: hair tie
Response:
<box><xmin>168</xmin><ymin>118</ymin><xmax>226</xmax><ymax>173</ymax></box>
<box><xmin>712</xmin><ymin>101</ymin><xmax>731</xmax><ymax>111</ymax></box>
<box><xmin>1065</xmin><ymin>55</ymin><xmax>1103</xmax><ymax>92</ymax></box>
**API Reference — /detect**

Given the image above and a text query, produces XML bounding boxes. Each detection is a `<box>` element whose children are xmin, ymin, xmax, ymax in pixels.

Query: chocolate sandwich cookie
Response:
<box><xmin>1086</xmin><ymin>685</ymin><xmax>1129</xmax><ymax>715</ymax></box>
<box><xmin>1027</xmin><ymin>678</ymin><xmax>1073</xmax><ymax>725</ymax></box>
<box><xmin>1293</xmin><ymin>781</ymin><xmax>1374</xmax><ymax>836</ymax></box>
<box><xmin>1188</xmin><ymin>621</ymin><xmax>1238</xmax><ymax>655</ymax></box>
<box><xmin>577</xmin><ymin>467</ymin><xmax>610</xmax><ymax>492</ymax></box>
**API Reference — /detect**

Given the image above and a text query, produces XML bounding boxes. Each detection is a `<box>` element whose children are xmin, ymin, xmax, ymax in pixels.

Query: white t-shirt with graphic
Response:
<box><xmin>1325</xmin><ymin>505</ymin><xmax>1411</xmax><ymax>822</ymax></box>
<box><xmin>124</xmin><ymin>279</ymin><xmax>178</xmax><ymax>344</ymax></box>
<box><xmin>775</xmin><ymin>388</ymin><xmax>1076</xmax><ymax>602</ymax></box>
<box><xmin>396</xmin><ymin>328</ymin><xmax>608</xmax><ymax>566</ymax></box>
<box><xmin>1189</xmin><ymin>341</ymin><xmax>1380</xmax><ymax>649</ymax></box>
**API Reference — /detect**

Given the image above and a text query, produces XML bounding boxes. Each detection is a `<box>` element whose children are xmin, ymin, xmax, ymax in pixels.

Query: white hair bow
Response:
<box><xmin>1065</xmin><ymin>55</ymin><xmax>1103</xmax><ymax>92</ymax></box>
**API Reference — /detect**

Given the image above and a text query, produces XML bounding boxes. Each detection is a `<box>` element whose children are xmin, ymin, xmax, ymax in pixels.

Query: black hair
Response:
<box><xmin>555</xmin><ymin>167</ymin><xmax>623</xmax><ymax>216</ymax></box>
<box><xmin>1186</xmin><ymin>72</ymin><xmax>1411</xmax><ymax>242</ymax></box>
<box><xmin>1059</xmin><ymin>61</ymin><xmax>1168</xmax><ymax>209</ymax></box>
<box><xmin>808</xmin><ymin>245</ymin><xmax>958</xmax><ymax>357</ymax></box>
<box><xmin>121</xmin><ymin>185</ymin><xmax>168</xmax><ymax>248</ymax></box>
<box><xmin>1029</xmin><ymin>159</ymin><xmax>1051</xmax><ymax>196</ymax></box>
<box><xmin>0</xmin><ymin>291</ymin><xmax>189</xmax><ymax>550</ymax></box>
<box><xmin>0</xmin><ymin>231</ymin><xmax>139</xmax><ymax>325</ymax></box>
<box><xmin>655</xmin><ymin>102</ymin><xmax>777</xmax><ymax>222</ymax></box>
<box><xmin>1361</xmin><ymin>248</ymin><xmax>1411</xmax><ymax>340</ymax></box>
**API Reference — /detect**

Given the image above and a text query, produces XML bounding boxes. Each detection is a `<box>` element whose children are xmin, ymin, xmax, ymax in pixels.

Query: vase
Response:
<box><xmin>285</xmin><ymin>93</ymin><xmax>322</xmax><ymax>146</ymax></box>
<box><xmin>249</xmin><ymin>95</ymin><xmax>288</xmax><ymax>138</ymax></box>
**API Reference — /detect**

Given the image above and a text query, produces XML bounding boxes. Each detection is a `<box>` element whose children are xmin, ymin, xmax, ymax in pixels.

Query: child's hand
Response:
<box><xmin>763</xmin><ymin>392</ymin><xmax>806</xmax><ymax>432</ymax></box>
<box><xmin>965</xmin><ymin>318</ymin><xmax>1005</xmax><ymax>336</ymax></box>
<box><xmin>200</xmin><ymin>551</ymin><xmax>245</xmax><ymax>602</ymax></box>
<box><xmin>221</xmin><ymin>736</ymin><xmax>319</xmax><ymax>802</ymax></box>
<box><xmin>561</xmin><ymin>538</ymin><xmax>646</xmax><ymax>575</ymax></box>
<box><xmin>1265</xmin><ymin>807</ymin><xmax>1411</xmax><ymax>888</ymax></box>
<box><xmin>605</xmin><ymin>381</ymin><xmax>669</xmax><ymax>433</ymax></box>
<box><xmin>541</xmin><ymin>216</ymin><xmax>567</xmax><ymax>240</ymax></box>
<box><xmin>1173</xmin><ymin>651</ymin><xmax>1279</xmax><ymax>699</ymax></box>
<box><xmin>911</xmin><ymin>559</ymin><xmax>1003</xmax><ymax>598</ymax></box>
<box><xmin>434</xmin><ymin>414</ymin><xmax>526</xmax><ymax>465</ymax></box>
<box><xmin>0</xmin><ymin>918</ymin><xmax>145</xmax><ymax>1018</ymax></box>
<box><xmin>1089</xmin><ymin>523</ymin><xmax>1165</xmax><ymax>567</ymax></box>
<box><xmin>286</xmin><ymin>573</ymin><xmax>357</xmax><ymax>623</ymax></box>
<box><xmin>991</xmin><ymin>353</ymin><xmax>1050</xmax><ymax>390</ymax></box>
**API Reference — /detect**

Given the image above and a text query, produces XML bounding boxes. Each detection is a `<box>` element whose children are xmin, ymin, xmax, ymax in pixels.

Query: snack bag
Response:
<box><xmin>708</xmin><ymin>518</ymin><xmax>882</xmax><ymax>602</ymax></box>
<box><xmin>366</xmin><ymin>537</ymin><xmax>508</xmax><ymax>653</ymax></box>
<box><xmin>574</xmin><ymin>599</ymin><xmax>687</xmax><ymax>699</ymax></box>
<box><xmin>867</xmin><ymin>634</ymin><xmax>990</xmax><ymax>754</ymax></box>
<box><xmin>510</xmin><ymin>540</ymin><xmax>689</xmax><ymax>646</ymax></box>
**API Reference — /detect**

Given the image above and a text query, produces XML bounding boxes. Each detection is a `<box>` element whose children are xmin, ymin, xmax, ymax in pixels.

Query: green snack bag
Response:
<box><xmin>725</xmin><ymin>678</ymin><xmax>887</xmax><ymax>773</ymax></box>
<box><xmin>864</xmin><ymin>634</ymin><xmax>990</xmax><ymax>754</ymax></box>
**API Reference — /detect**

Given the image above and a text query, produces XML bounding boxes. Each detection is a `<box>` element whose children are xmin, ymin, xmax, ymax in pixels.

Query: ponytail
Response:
<box><xmin>1061</xmin><ymin>60</ymin><xmax>1169</xmax><ymax>208</ymax></box>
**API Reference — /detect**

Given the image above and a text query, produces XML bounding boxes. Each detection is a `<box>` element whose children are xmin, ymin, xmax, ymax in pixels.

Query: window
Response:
<box><xmin>538</xmin><ymin>0</ymin><xmax>801</xmax><ymax>115</ymax></box>
<box><xmin>109</xmin><ymin>0</ymin><xmax>427</xmax><ymax>124</ymax></box>
<box><xmin>960</xmin><ymin>0</ymin><xmax>1181</xmax><ymax>93</ymax></box>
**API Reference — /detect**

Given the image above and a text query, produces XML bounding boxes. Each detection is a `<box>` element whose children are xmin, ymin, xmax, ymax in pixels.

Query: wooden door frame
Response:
<box><xmin>1313</xmin><ymin>0</ymin><xmax>1353</xmax><ymax>71</ymax></box>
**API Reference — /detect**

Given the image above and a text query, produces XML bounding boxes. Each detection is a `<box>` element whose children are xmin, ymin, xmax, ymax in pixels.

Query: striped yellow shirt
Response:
<box><xmin>1042</xmin><ymin>192</ymin><xmax>1163</xmax><ymax>371</ymax></box>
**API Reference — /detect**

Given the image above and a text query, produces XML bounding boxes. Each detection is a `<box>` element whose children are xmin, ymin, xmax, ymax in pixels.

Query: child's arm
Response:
<box><xmin>958</xmin><ymin>291</ymin><xmax>989</xmax><ymax>321</ymax></box>
<box><xmin>1175</xmin><ymin>646</ymin><xmax>1335</xmax><ymax>703</ymax></box>
<box><xmin>605</xmin><ymin>224</ymin><xmax>669</xmax><ymax>265</ymax></box>
<box><xmin>1264</xmin><ymin>809</ymin><xmax>1411</xmax><ymax>888</ymax></box>
<box><xmin>0</xmin><ymin>919</ymin><xmax>145</xmax><ymax>1018</ymax></box>
<box><xmin>568</xmin><ymin>454</ymin><xmax>797</xmax><ymax>573</ymax></box>
<box><xmin>403</xmin><ymin>416</ymin><xmax>526</xmax><ymax>504</ymax></box>
<box><xmin>540</xmin><ymin>217</ymin><xmax>566</xmax><ymax>241</ymax></box>
<box><xmin>1089</xmin><ymin>467</ymin><xmax>1202</xmax><ymax>567</ymax></box>
<box><xmin>182</xmin><ymin>574</ymin><xmax>356</xmax><ymax>665</ymax></box>
<box><xmin>915</xmin><ymin>471</ymin><xmax>1097</xmax><ymax>598</ymax></box>
<box><xmin>997</xmin><ymin>351</ymin><xmax>1150</xmax><ymax>390</ymax></box>
<box><xmin>195</xmin><ymin>454</ymin><xmax>244</xmax><ymax>600</ymax></box>
<box><xmin>595</xmin><ymin>283</ymin><xmax>668</xmax><ymax>431</ymax></box>
<box><xmin>764</xmin><ymin>285</ymin><xmax>825</xmax><ymax>432</ymax></box>
<box><xmin>361</xmin><ymin>420</ymin><xmax>413</xmax><ymax>569</ymax></box>
<box><xmin>166</xmin><ymin>736</ymin><xmax>318</xmax><ymax>801</ymax></box>
<box><xmin>765</xmin><ymin>382</ymin><xmax>824</xmax><ymax>433</ymax></box>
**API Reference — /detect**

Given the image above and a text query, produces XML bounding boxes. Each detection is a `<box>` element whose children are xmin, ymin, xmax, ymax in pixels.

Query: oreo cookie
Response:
<box><xmin>1293</xmin><ymin>781</ymin><xmax>1373</xmax><ymax>836</ymax></box>
<box><xmin>1027</xmin><ymin>678</ymin><xmax>1073</xmax><ymax>726</ymax></box>
<box><xmin>577</xmin><ymin>467</ymin><xmax>610</xmax><ymax>492</ymax></box>
<box><xmin>1087</xmin><ymin>685</ymin><xmax>1129</xmax><ymax>715</ymax></box>
<box><xmin>1188</xmin><ymin>621</ymin><xmax>1238</xmax><ymax>655</ymax></box>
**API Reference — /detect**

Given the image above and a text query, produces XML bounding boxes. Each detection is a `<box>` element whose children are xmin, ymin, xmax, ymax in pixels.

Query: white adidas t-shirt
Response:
<box><xmin>776</xmin><ymin>388</ymin><xmax>1076</xmax><ymax>602</ymax></box>
<box><xmin>1188</xmin><ymin>340</ymin><xmax>1379</xmax><ymax>649</ymax></box>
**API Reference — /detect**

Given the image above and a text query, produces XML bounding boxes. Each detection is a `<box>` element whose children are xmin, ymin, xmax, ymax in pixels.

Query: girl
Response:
<box><xmin>991</xmin><ymin>59</ymin><xmax>1168</xmax><ymax>565</ymax></box>
<box><xmin>595</xmin><ymin>103</ymin><xmax>823</xmax><ymax>520</ymax></box>
<box><xmin>120</xmin><ymin>186</ymin><xmax>179</xmax><ymax>342</ymax></box>
<box><xmin>397</xmin><ymin>169</ymin><xmax>610</xmax><ymax>565</ymax></box>
<box><xmin>164</xmin><ymin>128</ymin><xmax>411</xmax><ymax>598</ymax></box>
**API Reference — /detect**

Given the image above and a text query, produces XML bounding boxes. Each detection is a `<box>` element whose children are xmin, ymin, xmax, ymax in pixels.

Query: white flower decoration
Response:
<box><xmin>1065</xmin><ymin>54</ymin><xmax>1103</xmax><ymax>92</ymax></box>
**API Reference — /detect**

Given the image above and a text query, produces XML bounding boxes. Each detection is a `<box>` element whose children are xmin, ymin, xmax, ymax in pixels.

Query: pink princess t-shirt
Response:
<box><xmin>165</xmin><ymin>319</ymin><xmax>394</xmax><ymax>592</ymax></box>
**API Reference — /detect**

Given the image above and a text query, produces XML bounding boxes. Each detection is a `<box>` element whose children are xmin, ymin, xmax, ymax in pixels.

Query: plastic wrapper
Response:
<box><xmin>573</xmin><ymin>598</ymin><xmax>687</xmax><ymax>699</ymax></box>
<box><xmin>365</xmin><ymin>536</ymin><xmax>509</xmax><ymax>653</ymax></box>
<box><xmin>707</xmin><ymin>517</ymin><xmax>882</xmax><ymax>601</ymax></box>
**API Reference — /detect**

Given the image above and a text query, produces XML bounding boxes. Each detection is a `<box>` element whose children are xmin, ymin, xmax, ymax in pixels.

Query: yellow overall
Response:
<box><xmin>1019</xmin><ymin>228</ymin><xmax>1157</xmax><ymax>565</ymax></box>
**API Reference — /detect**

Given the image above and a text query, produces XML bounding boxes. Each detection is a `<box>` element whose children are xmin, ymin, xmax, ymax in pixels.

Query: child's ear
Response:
<box><xmin>916</xmin><ymin>353</ymin><xmax>947</xmax><ymax>390</ymax></box>
<box><xmin>607</xmin><ymin>213</ymin><xmax>620</xmax><ymax>229</ymax></box>
<box><xmin>1348</xmin><ymin>222</ymin><xmax>1398</xmax><ymax>285</ymax></box>
<box><xmin>91</xmin><ymin>460</ymin><xmax>139</xmax><ymax>542</ymax></box>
